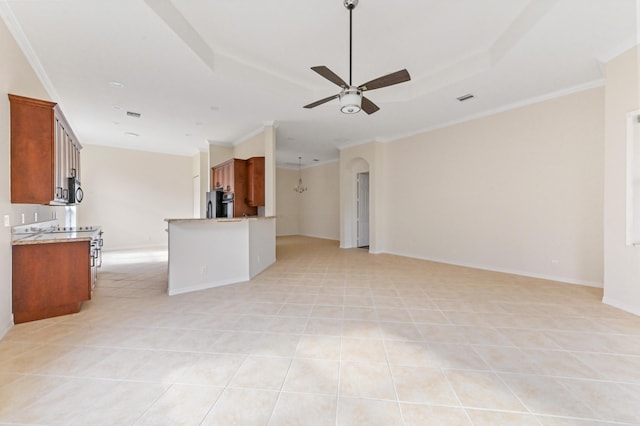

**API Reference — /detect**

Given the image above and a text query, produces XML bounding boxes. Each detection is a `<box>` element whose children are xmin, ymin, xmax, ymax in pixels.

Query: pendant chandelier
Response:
<box><xmin>293</xmin><ymin>156</ymin><xmax>307</xmax><ymax>193</ymax></box>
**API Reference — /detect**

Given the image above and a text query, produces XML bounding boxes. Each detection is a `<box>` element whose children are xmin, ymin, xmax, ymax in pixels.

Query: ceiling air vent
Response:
<box><xmin>126</xmin><ymin>111</ymin><xmax>141</xmax><ymax>118</ymax></box>
<box><xmin>456</xmin><ymin>94</ymin><xmax>474</xmax><ymax>102</ymax></box>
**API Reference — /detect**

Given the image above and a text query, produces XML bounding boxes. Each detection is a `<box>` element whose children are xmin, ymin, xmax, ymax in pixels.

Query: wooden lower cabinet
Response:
<box><xmin>12</xmin><ymin>241</ymin><xmax>91</xmax><ymax>323</ymax></box>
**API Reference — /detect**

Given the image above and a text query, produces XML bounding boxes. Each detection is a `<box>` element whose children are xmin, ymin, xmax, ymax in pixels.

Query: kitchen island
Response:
<box><xmin>164</xmin><ymin>216</ymin><xmax>275</xmax><ymax>296</ymax></box>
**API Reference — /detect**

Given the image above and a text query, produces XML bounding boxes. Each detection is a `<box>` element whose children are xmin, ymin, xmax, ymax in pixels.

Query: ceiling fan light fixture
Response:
<box><xmin>340</xmin><ymin>88</ymin><xmax>362</xmax><ymax>114</ymax></box>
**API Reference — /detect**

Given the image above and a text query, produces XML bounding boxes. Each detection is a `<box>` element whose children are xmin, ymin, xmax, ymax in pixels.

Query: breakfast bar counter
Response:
<box><xmin>164</xmin><ymin>216</ymin><xmax>275</xmax><ymax>295</ymax></box>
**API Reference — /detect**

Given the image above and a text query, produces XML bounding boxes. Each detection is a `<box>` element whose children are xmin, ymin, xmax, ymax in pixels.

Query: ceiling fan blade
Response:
<box><xmin>303</xmin><ymin>94</ymin><xmax>340</xmax><ymax>109</ymax></box>
<box><xmin>358</xmin><ymin>69</ymin><xmax>411</xmax><ymax>91</ymax></box>
<box><xmin>361</xmin><ymin>96</ymin><xmax>380</xmax><ymax>115</ymax></box>
<box><xmin>311</xmin><ymin>66</ymin><xmax>349</xmax><ymax>89</ymax></box>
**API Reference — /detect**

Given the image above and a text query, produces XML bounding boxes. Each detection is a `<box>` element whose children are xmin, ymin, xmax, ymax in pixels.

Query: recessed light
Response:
<box><xmin>313</xmin><ymin>159</ymin><xmax>319</xmax><ymax>162</ymax></box>
<box><xmin>457</xmin><ymin>93</ymin><xmax>475</xmax><ymax>102</ymax></box>
<box><xmin>109</xmin><ymin>81</ymin><xmax>125</xmax><ymax>88</ymax></box>
<box><xmin>126</xmin><ymin>111</ymin><xmax>141</xmax><ymax>118</ymax></box>
<box><xmin>112</xmin><ymin>105</ymin><xmax>122</xmax><ymax>110</ymax></box>
<box><xmin>112</xmin><ymin>121</ymin><xmax>120</xmax><ymax>125</ymax></box>
<box><xmin>124</xmin><ymin>132</ymin><xmax>139</xmax><ymax>137</ymax></box>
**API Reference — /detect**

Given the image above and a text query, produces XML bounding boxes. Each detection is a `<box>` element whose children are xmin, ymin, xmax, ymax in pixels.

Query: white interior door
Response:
<box><xmin>628</xmin><ymin>112</ymin><xmax>640</xmax><ymax>245</ymax></box>
<box><xmin>357</xmin><ymin>172</ymin><xmax>370</xmax><ymax>248</ymax></box>
<box><xmin>193</xmin><ymin>175</ymin><xmax>200</xmax><ymax>218</ymax></box>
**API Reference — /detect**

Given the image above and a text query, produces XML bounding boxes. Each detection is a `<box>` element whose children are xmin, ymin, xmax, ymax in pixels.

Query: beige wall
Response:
<box><xmin>275</xmin><ymin>161</ymin><xmax>340</xmax><ymax>239</ymax></box>
<box><xmin>341</xmin><ymin>87</ymin><xmax>606</xmax><ymax>286</ymax></box>
<box><xmin>603</xmin><ymin>46</ymin><xmax>640</xmax><ymax>314</ymax></box>
<box><xmin>79</xmin><ymin>144</ymin><xmax>193</xmax><ymax>250</ymax></box>
<box><xmin>194</xmin><ymin>150</ymin><xmax>208</xmax><ymax>218</ymax></box>
<box><xmin>234</xmin><ymin>131</ymin><xmax>266</xmax><ymax>159</ymax></box>
<box><xmin>275</xmin><ymin>167</ymin><xmax>299</xmax><ymax>236</ymax></box>
<box><xmin>0</xmin><ymin>17</ymin><xmax>61</xmax><ymax>336</ymax></box>
<box><xmin>209</xmin><ymin>144</ymin><xmax>233</xmax><ymax>173</ymax></box>
<box><xmin>299</xmin><ymin>161</ymin><xmax>340</xmax><ymax>240</ymax></box>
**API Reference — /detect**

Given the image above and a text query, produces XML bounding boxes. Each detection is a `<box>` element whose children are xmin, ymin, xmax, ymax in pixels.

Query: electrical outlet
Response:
<box><xmin>20</xmin><ymin>213</ymin><xmax>25</xmax><ymax>224</ymax></box>
<box><xmin>3</xmin><ymin>215</ymin><xmax>9</xmax><ymax>227</ymax></box>
<box><xmin>34</xmin><ymin>212</ymin><xmax>38</xmax><ymax>222</ymax></box>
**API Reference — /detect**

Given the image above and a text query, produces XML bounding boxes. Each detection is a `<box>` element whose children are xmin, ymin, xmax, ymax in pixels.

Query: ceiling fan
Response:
<box><xmin>304</xmin><ymin>0</ymin><xmax>411</xmax><ymax>115</ymax></box>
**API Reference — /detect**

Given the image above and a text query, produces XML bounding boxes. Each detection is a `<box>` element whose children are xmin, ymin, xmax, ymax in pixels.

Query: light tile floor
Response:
<box><xmin>1</xmin><ymin>236</ymin><xmax>640</xmax><ymax>425</ymax></box>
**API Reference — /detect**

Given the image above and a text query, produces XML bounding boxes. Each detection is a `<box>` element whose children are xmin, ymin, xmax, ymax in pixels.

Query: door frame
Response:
<box><xmin>356</xmin><ymin>172</ymin><xmax>370</xmax><ymax>248</ymax></box>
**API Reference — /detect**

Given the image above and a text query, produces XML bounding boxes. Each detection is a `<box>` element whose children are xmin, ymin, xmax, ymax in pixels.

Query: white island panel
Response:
<box><xmin>166</xmin><ymin>217</ymin><xmax>275</xmax><ymax>296</ymax></box>
<box><xmin>249</xmin><ymin>217</ymin><xmax>276</xmax><ymax>278</ymax></box>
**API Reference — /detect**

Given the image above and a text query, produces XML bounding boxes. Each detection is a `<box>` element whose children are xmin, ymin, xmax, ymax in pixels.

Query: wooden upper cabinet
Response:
<box><xmin>211</xmin><ymin>159</ymin><xmax>234</xmax><ymax>193</ymax></box>
<box><xmin>211</xmin><ymin>158</ymin><xmax>262</xmax><ymax>217</ymax></box>
<box><xmin>212</xmin><ymin>166</ymin><xmax>224</xmax><ymax>191</ymax></box>
<box><xmin>247</xmin><ymin>156</ymin><xmax>265</xmax><ymax>207</ymax></box>
<box><xmin>9</xmin><ymin>94</ymin><xmax>82</xmax><ymax>205</ymax></box>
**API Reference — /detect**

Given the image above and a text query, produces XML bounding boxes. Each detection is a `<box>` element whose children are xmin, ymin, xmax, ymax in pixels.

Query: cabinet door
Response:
<box><xmin>54</xmin><ymin>117</ymin><xmax>64</xmax><ymax>202</ymax></box>
<box><xmin>62</xmin><ymin>130</ymin><xmax>70</xmax><ymax>201</ymax></box>
<box><xmin>75</xmin><ymin>144</ymin><xmax>81</xmax><ymax>183</ymax></box>
<box><xmin>12</xmin><ymin>241</ymin><xmax>91</xmax><ymax>323</ymax></box>
<box><xmin>212</xmin><ymin>167</ymin><xmax>221</xmax><ymax>190</ymax></box>
<box><xmin>224</xmin><ymin>162</ymin><xmax>233</xmax><ymax>193</ymax></box>
<box><xmin>247</xmin><ymin>157</ymin><xmax>265</xmax><ymax>207</ymax></box>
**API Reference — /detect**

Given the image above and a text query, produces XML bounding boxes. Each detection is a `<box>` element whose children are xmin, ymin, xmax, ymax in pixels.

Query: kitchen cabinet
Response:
<box><xmin>211</xmin><ymin>158</ymin><xmax>257</xmax><ymax>217</ymax></box>
<box><xmin>212</xmin><ymin>160</ymin><xmax>234</xmax><ymax>193</ymax></box>
<box><xmin>246</xmin><ymin>156</ymin><xmax>265</xmax><ymax>207</ymax></box>
<box><xmin>213</xmin><ymin>165</ymin><xmax>224</xmax><ymax>191</ymax></box>
<box><xmin>12</xmin><ymin>241</ymin><xmax>91</xmax><ymax>323</ymax></box>
<box><xmin>9</xmin><ymin>94</ymin><xmax>82</xmax><ymax>205</ymax></box>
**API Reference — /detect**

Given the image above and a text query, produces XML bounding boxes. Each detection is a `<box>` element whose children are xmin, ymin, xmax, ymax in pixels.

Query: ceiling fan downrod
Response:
<box><xmin>344</xmin><ymin>0</ymin><xmax>358</xmax><ymax>86</ymax></box>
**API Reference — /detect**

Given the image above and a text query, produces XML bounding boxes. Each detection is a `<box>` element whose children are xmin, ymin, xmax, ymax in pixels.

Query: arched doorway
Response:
<box><xmin>342</xmin><ymin>157</ymin><xmax>370</xmax><ymax>250</ymax></box>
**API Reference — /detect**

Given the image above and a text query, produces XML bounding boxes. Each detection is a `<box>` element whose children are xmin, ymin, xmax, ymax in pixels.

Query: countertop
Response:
<box><xmin>165</xmin><ymin>216</ymin><xmax>275</xmax><ymax>224</ymax></box>
<box><xmin>12</xmin><ymin>227</ymin><xmax>101</xmax><ymax>246</ymax></box>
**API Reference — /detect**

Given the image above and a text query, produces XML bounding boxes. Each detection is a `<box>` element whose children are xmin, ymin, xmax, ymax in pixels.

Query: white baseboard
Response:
<box><xmin>0</xmin><ymin>315</ymin><xmax>13</xmax><ymax>341</ymax></box>
<box><xmin>602</xmin><ymin>296</ymin><xmax>640</xmax><ymax>316</ymax></box>
<box><xmin>299</xmin><ymin>233</ymin><xmax>340</xmax><ymax>242</ymax></box>
<box><xmin>168</xmin><ymin>275</ymin><xmax>249</xmax><ymax>296</ymax></box>
<box><xmin>379</xmin><ymin>249</ymin><xmax>603</xmax><ymax>288</ymax></box>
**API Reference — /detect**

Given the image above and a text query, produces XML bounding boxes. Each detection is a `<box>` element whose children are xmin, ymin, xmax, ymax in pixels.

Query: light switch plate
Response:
<box><xmin>3</xmin><ymin>215</ymin><xmax>9</xmax><ymax>227</ymax></box>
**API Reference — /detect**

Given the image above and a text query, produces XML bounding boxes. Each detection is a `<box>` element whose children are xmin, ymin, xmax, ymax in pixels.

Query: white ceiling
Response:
<box><xmin>0</xmin><ymin>0</ymin><xmax>636</xmax><ymax>168</ymax></box>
